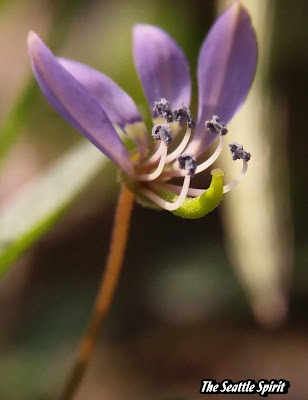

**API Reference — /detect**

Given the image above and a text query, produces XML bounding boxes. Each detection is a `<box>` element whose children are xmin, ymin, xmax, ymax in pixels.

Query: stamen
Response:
<box><xmin>159</xmin><ymin>159</ymin><xmax>250</xmax><ymax>197</ymax></box>
<box><xmin>223</xmin><ymin>160</ymin><xmax>248</xmax><ymax>193</ymax></box>
<box><xmin>169</xmin><ymin>134</ymin><xmax>224</xmax><ymax>178</ymax></box>
<box><xmin>142</xmin><ymin>175</ymin><xmax>191</xmax><ymax>211</ymax></box>
<box><xmin>152</xmin><ymin>124</ymin><xmax>173</xmax><ymax>146</ymax></box>
<box><xmin>177</xmin><ymin>154</ymin><xmax>197</xmax><ymax>176</ymax></box>
<box><xmin>138</xmin><ymin>125</ymin><xmax>173</xmax><ymax>180</ymax></box>
<box><xmin>138</xmin><ymin>123</ymin><xmax>173</xmax><ymax>177</ymax></box>
<box><xmin>153</xmin><ymin>98</ymin><xmax>174</xmax><ymax>123</ymax></box>
<box><xmin>152</xmin><ymin>182</ymin><xmax>205</xmax><ymax>197</ymax></box>
<box><xmin>223</xmin><ymin>142</ymin><xmax>251</xmax><ymax>193</ymax></box>
<box><xmin>195</xmin><ymin>134</ymin><xmax>224</xmax><ymax>174</ymax></box>
<box><xmin>173</xmin><ymin>104</ymin><xmax>195</xmax><ymax>128</ymax></box>
<box><xmin>138</xmin><ymin>145</ymin><xmax>168</xmax><ymax>181</ymax></box>
<box><xmin>205</xmin><ymin>115</ymin><xmax>228</xmax><ymax>136</ymax></box>
<box><xmin>228</xmin><ymin>142</ymin><xmax>251</xmax><ymax>162</ymax></box>
<box><xmin>165</xmin><ymin>127</ymin><xmax>192</xmax><ymax>163</ymax></box>
<box><xmin>143</xmin><ymin>141</ymin><xmax>165</xmax><ymax>166</ymax></box>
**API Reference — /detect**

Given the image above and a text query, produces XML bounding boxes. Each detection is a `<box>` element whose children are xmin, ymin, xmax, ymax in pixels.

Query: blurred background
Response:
<box><xmin>0</xmin><ymin>0</ymin><xmax>307</xmax><ymax>399</ymax></box>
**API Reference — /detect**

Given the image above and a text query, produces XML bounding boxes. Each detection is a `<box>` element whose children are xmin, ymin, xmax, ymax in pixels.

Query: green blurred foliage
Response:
<box><xmin>0</xmin><ymin>0</ymin><xmax>94</xmax><ymax>168</ymax></box>
<box><xmin>0</xmin><ymin>142</ymin><xmax>108</xmax><ymax>277</ymax></box>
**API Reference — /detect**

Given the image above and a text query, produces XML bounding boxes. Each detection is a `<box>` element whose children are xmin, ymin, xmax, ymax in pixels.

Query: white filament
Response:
<box><xmin>195</xmin><ymin>135</ymin><xmax>224</xmax><ymax>174</ymax></box>
<box><xmin>168</xmin><ymin>135</ymin><xmax>224</xmax><ymax>178</ymax></box>
<box><xmin>137</xmin><ymin>145</ymin><xmax>168</xmax><ymax>181</ymax></box>
<box><xmin>223</xmin><ymin>160</ymin><xmax>248</xmax><ymax>193</ymax></box>
<box><xmin>165</xmin><ymin>127</ymin><xmax>191</xmax><ymax>163</ymax></box>
<box><xmin>143</xmin><ymin>141</ymin><xmax>165</xmax><ymax>166</ymax></box>
<box><xmin>152</xmin><ymin>182</ymin><xmax>206</xmax><ymax>197</ymax></box>
<box><xmin>142</xmin><ymin>175</ymin><xmax>191</xmax><ymax>211</ymax></box>
<box><xmin>157</xmin><ymin>159</ymin><xmax>249</xmax><ymax>196</ymax></box>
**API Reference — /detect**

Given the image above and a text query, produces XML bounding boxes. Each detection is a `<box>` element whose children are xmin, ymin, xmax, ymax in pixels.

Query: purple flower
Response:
<box><xmin>28</xmin><ymin>2</ymin><xmax>257</xmax><ymax>219</ymax></box>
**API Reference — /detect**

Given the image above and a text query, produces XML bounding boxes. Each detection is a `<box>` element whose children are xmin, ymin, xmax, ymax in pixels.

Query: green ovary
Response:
<box><xmin>160</xmin><ymin>168</ymin><xmax>224</xmax><ymax>219</ymax></box>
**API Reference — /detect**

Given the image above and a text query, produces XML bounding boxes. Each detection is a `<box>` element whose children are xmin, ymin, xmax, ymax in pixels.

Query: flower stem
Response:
<box><xmin>59</xmin><ymin>185</ymin><xmax>134</xmax><ymax>400</ymax></box>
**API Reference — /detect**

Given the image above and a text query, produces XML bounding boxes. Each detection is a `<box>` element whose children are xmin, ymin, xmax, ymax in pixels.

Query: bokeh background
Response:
<box><xmin>0</xmin><ymin>0</ymin><xmax>307</xmax><ymax>399</ymax></box>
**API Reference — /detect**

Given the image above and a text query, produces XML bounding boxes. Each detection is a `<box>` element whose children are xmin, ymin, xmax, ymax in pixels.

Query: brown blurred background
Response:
<box><xmin>0</xmin><ymin>0</ymin><xmax>307</xmax><ymax>399</ymax></box>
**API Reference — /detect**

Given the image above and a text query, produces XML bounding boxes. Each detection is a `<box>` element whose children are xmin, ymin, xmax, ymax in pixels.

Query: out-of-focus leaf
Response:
<box><xmin>218</xmin><ymin>0</ymin><xmax>292</xmax><ymax>326</ymax></box>
<box><xmin>0</xmin><ymin>0</ymin><xmax>9</xmax><ymax>11</ymax></box>
<box><xmin>0</xmin><ymin>141</ymin><xmax>108</xmax><ymax>278</ymax></box>
<box><xmin>0</xmin><ymin>0</ymin><xmax>93</xmax><ymax>168</ymax></box>
<box><xmin>47</xmin><ymin>0</ymin><xmax>93</xmax><ymax>50</ymax></box>
<box><xmin>0</xmin><ymin>81</ymin><xmax>39</xmax><ymax>166</ymax></box>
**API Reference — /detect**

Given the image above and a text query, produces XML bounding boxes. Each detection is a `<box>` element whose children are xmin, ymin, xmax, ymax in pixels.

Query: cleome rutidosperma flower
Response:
<box><xmin>28</xmin><ymin>2</ymin><xmax>257</xmax><ymax>219</ymax></box>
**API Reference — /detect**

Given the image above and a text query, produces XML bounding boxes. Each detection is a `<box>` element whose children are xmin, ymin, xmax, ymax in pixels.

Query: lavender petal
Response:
<box><xmin>189</xmin><ymin>3</ymin><xmax>258</xmax><ymax>154</ymax></box>
<box><xmin>28</xmin><ymin>31</ymin><xmax>134</xmax><ymax>175</ymax></box>
<box><xmin>133</xmin><ymin>24</ymin><xmax>191</xmax><ymax>114</ymax></box>
<box><xmin>58</xmin><ymin>58</ymin><xmax>143</xmax><ymax>130</ymax></box>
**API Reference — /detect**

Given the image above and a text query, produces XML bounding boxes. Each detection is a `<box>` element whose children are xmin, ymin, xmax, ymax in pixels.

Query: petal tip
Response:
<box><xmin>232</xmin><ymin>1</ymin><xmax>253</xmax><ymax>23</ymax></box>
<box><xmin>133</xmin><ymin>23</ymin><xmax>145</xmax><ymax>34</ymax></box>
<box><xmin>133</xmin><ymin>23</ymin><xmax>159</xmax><ymax>38</ymax></box>
<box><xmin>231</xmin><ymin>0</ymin><xmax>242</xmax><ymax>12</ymax></box>
<box><xmin>229</xmin><ymin>1</ymin><xmax>247</xmax><ymax>13</ymax></box>
<box><xmin>133</xmin><ymin>23</ymin><xmax>145</xmax><ymax>30</ymax></box>
<box><xmin>27</xmin><ymin>30</ymin><xmax>38</xmax><ymax>49</ymax></box>
<box><xmin>225</xmin><ymin>1</ymin><xmax>253</xmax><ymax>27</ymax></box>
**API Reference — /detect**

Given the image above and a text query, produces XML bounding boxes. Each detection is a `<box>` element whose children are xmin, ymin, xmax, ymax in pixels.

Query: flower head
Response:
<box><xmin>27</xmin><ymin>2</ymin><xmax>257</xmax><ymax>219</ymax></box>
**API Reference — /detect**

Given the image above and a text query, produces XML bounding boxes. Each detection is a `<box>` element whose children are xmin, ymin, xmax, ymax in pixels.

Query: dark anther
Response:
<box><xmin>173</xmin><ymin>104</ymin><xmax>195</xmax><ymax>128</ymax></box>
<box><xmin>152</xmin><ymin>124</ymin><xmax>173</xmax><ymax>146</ymax></box>
<box><xmin>205</xmin><ymin>115</ymin><xmax>228</xmax><ymax>135</ymax></box>
<box><xmin>177</xmin><ymin>154</ymin><xmax>197</xmax><ymax>176</ymax></box>
<box><xmin>228</xmin><ymin>142</ymin><xmax>251</xmax><ymax>162</ymax></box>
<box><xmin>153</xmin><ymin>98</ymin><xmax>174</xmax><ymax>123</ymax></box>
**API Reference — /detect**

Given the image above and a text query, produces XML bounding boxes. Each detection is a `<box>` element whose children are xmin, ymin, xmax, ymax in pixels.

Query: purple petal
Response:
<box><xmin>27</xmin><ymin>31</ymin><xmax>134</xmax><ymax>176</ymax></box>
<box><xmin>133</xmin><ymin>24</ymin><xmax>191</xmax><ymax>114</ymax></box>
<box><xmin>189</xmin><ymin>3</ymin><xmax>258</xmax><ymax>154</ymax></box>
<box><xmin>57</xmin><ymin>58</ymin><xmax>143</xmax><ymax>130</ymax></box>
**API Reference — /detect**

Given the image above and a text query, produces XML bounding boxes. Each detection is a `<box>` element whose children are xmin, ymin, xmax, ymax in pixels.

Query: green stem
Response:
<box><xmin>59</xmin><ymin>186</ymin><xmax>134</xmax><ymax>400</ymax></box>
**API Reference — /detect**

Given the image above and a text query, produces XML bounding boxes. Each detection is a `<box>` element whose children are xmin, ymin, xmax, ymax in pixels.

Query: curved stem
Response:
<box><xmin>59</xmin><ymin>186</ymin><xmax>134</xmax><ymax>400</ymax></box>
